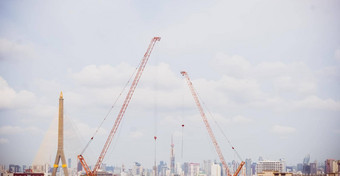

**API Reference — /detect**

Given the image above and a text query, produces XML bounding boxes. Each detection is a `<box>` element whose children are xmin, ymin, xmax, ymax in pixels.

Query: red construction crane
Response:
<box><xmin>78</xmin><ymin>37</ymin><xmax>161</xmax><ymax>176</ymax></box>
<box><xmin>181</xmin><ymin>71</ymin><xmax>245</xmax><ymax>176</ymax></box>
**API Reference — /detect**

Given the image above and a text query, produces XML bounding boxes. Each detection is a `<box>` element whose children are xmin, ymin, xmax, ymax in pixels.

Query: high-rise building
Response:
<box><xmin>245</xmin><ymin>159</ymin><xmax>252</xmax><ymax>176</ymax></box>
<box><xmin>132</xmin><ymin>162</ymin><xmax>143</xmax><ymax>176</ymax></box>
<box><xmin>158</xmin><ymin>161</ymin><xmax>167</xmax><ymax>176</ymax></box>
<box><xmin>256</xmin><ymin>160</ymin><xmax>285</xmax><ymax>173</ymax></box>
<box><xmin>310</xmin><ymin>163</ymin><xmax>317</xmax><ymax>175</ymax></box>
<box><xmin>183</xmin><ymin>162</ymin><xmax>189</xmax><ymax>176</ymax></box>
<box><xmin>77</xmin><ymin>161</ymin><xmax>82</xmax><ymax>172</ymax></box>
<box><xmin>251</xmin><ymin>163</ymin><xmax>257</xmax><ymax>175</ymax></box>
<box><xmin>303</xmin><ymin>155</ymin><xmax>310</xmax><ymax>165</ymax></box>
<box><xmin>279</xmin><ymin>159</ymin><xmax>286</xmax><ymax>172</ymax></box>
<box><xmin>231</xmin><ymin>160</ymin><xmax>239</xmax><ymax>174</ymax></box>
<box><xmin>211</xmin><ymin>163</ymin><xmax>221</xmax><ymax>176</ymax></box>
<box><xmin>68</xmin><ymin>158</ymin><xmax>71</xmax><ymax>169</ymax></box>
<box><xmin>297</xmin><ymin>163</ymin><xmax>303</xmax><ymax>172</ymax></box>
<box><xmin>188</xmin><ymin>163</ymin><xmax>200</xmax><ymax>176</ymax></box>
<box><xmin>203</xmin><ymin>160</ymin><xmax>212</xmax><ymax>176</ymax></box>
<box><xmin>170</xmin><ymin>136</ymin><xmax>175</xmax><ymax>175</ymax></box>
<box><xmin>176</xmin><ymin>163</ymin><xmax>183</xmax><ymax>176</ymax></box>
<box><xmin>325</xmin><ymin>159</ymin><xmax>339</xmax><ymax>174</ymax></box>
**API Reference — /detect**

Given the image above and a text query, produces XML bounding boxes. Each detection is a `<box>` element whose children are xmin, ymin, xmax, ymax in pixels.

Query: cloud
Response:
<box><xmin>0</xmin><ymin>76</ymin><xmax>36</xmax><ymax>109</ymax></box>
<box><xmin>0</xmin><ymin>138</ymin><xmax>9</xmax><ymax>144</ymax></box>
<box><xmin>213</xmin><ymin>53</ymin><xmax>317</xmax><ymax>95</ymax></box>
<box><xmin>72</xmin><ymin>63</ymin><xmax>135</xmax><ymax>88</ymax></box>
<box><xmin>213</xmin><ymin>53</ymin><xmax>251</xmax><ymax>78</ymax></box>
<box><xmin>0</xmin><ymin>125</ymin><xmax>42</xmax><ymax>135</ymax></box>
<box><xmin>293</xmin><ymin>96</ymin><xmax>340</xmax><ymax>111</ymax></box>
<box><xmin>0</xmin><ymin>38</ymin><xmax>37</xmax><ymax>60</ymax></box>
<box><xmin>272</xmin><ymin>125</ymin><xmax>296</xmax><ymax>135</ymax></box>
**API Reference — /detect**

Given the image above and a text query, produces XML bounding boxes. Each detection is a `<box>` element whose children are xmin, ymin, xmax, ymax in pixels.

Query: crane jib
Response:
<box><xmin>78</xmin><ymin>37</ymin><xmax>161</xmax><ymax>176</ymax></box>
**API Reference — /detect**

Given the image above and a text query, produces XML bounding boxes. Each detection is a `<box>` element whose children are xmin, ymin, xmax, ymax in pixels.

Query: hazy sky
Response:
<box><xmin>0</xmin><ymin>0</ymin><xmax>339</xmax><ymax>169</ymax></box>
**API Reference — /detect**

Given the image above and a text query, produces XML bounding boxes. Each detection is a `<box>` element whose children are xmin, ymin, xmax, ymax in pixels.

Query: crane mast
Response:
<box><xmin>181</xmin><ymin>71</ymin><xmax>245</xmax><ymax>176</ymax></box>
<box><xmin>78</xmin><ymin>37</ymin><xmax>161</xmax><ymax>176</ymax></box>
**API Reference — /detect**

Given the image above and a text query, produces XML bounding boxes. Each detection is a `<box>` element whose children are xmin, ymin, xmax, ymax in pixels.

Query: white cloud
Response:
<box><xmin>0</xmin><ymin>125</ymin><xmax>42</xmax><ymax>135</ymax></box>
<box><xmin>212</xmin><ymin>54</ymin><xmax>317</xmax><ymax>96</ymax></box>
<box><xmin>293</xmin><ymin>96</ymin><xmax>340</xmax><ymax>111</ymax></box>
<box><xmin>72</xmin><ymin>63</ymin><xmax>135</xmax><ymax>88</ymax></box>
<box><xmin>0</xmin><ymin>138</ymin><xmax>9</xmax><ymax>144</ymax></box>
<box><xmin>272</xmin><ymin>125</ymin><xmax>296</xmax><ymax>135</ymax></box>
<box><xmin>0</xmin><ymin>38</ymin><xmax>37</xmax><ymax>60</ymax></box>
<box><xmin>213</xmin><ymin>53</ymin><xmax>251</xmax><ymax>78</ymax></box>
<box><xmin>0</xmin><ymin>76</ymin><xmax>36</xmax><ymax>109</ymax></box>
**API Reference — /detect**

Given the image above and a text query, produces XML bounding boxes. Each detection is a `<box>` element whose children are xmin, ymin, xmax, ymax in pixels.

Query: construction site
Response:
<box><xmin>1</xmin><ymin>2</ymin><xmax>339</xmax><ymax>176</ymax></box>
<box><xmin>46</xmin><ymin>37</ymin><xmax>245</xmax><ymax>176</ymax></box>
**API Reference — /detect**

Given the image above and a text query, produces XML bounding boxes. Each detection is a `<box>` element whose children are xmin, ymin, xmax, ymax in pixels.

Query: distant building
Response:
<box><xmin>188</xmin><ymin>163</ymin><xmax>199</xmax><ymax>176</ymax></box>
<box><xmin>310</xmin><ymin>163</ymin><xmax>317</xmax><ymax>175</ymax></box>
<box><xmin>256</xmin><ymin>161</ymin><xmax>285</xmax><ymax>173</ymax></box>
<box><xmin>106</xmin><ymin>166</ymin><xmax>114</xmax><ymax>173</ymax></box>
<box><xmin>68</xmin><ymin>159</ymin><xmax>71</xmax><ymax>169</ymax></box>
<box><xmin>9</xmin><ymin>165</ymin><xmax>20</xmax><ymax>173</ymax></box>
<box><xmin>77</xmin><ymin>161</ymin><xmax>82</xmax><ymax>172</ymax></box>
<box><xmin>183</xmin><ymin>163</ymin><xmax>189</xmax><ymax>176</ymax></box>
<box><xmin>259</xmin><ymin>157</ymin><xmax>264</xmax><ymax>162</ymax></box>
<box><xmin>302</xmin><ymin>164</ymin><xmax>310</xmax><ymax>174</ymax></box>
<box><xmin>231</xmin><ymin>160</ymin><xmax>239</xmax><ymax>174</ymax></box>
<box><xmin>257</xmin><ymin>171</ymin><xmax>292</xmax><ymax>176</ymax></box>
<box><xmin>203</xmin><ymin>160</ymin><xmax>212</xmax><ymax>176</ymax></box>
<box><xmin>245</xmin><ymin>159</ymin><xmax>252</xmax><ymax>176</ymax></box>
<box><xmin>211</xmin><ymin>163</ymin><xmax>221</xmax><ymax>176</ymax></box>
<box><xmin>325</xmin><ymin>159</ymin><xmax>339</xmax><ymax>174</ymax></box>
<box><xmin>303</xmin><ymin>155</ymin><xmax>310</xmax><ymax>165</ymax></box>
<box><xmin>251</xmin><ymin>163</ymin><xmax>257</xmax><ymax>175</ymax></box>
<box><xmin>158</xmin><ymin>161</ymin><xmax>167</xmax><ymax>176</ymax></box>
<box><xmin>297</xmin><ymin>163</ymin><xmax>303</xmax><ymax>172</ymax></box>
<box><xmin>132</xmin><ymin>162</ymin><xmax>143</xmax><ymax>176</ymax></box>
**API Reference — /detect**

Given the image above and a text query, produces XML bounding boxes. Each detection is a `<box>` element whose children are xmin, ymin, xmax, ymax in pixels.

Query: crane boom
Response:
<box><xmin>181</xmin><ymin>71</ymin><xmax>231</xmax><ymax>176</ymax></box>
<box><xmin>78</xmin><ymin>37</ymin><xmax>161</xmax><ymax>176</ymax></box>
<box><xmin>181</xmin><ymin>71</ymin><xmax>245</xmax><ymax>176</ymax></box>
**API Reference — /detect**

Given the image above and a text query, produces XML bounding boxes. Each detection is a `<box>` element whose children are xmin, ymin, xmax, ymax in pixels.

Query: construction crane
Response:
<box><xmin>181</xmin><ymin>71</ymin><xmax>245</xmax><ymax>176</ymax></box>
<box><xmin>78</xmin><ymin>37</ymin><xmax>161</xmax><ymax>176</ymax></box>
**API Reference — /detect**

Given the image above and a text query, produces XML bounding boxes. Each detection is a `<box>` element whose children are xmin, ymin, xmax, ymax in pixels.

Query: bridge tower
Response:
<box><xmin>52</xmin><ymin>92</ymin><xmax>69</xmax><ymax>176</ymax></box>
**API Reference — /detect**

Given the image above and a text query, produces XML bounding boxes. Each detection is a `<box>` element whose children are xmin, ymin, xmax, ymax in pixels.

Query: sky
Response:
<box><xmin>0</xmin><ymin>0</ymin><xmax>340</xmax><ymax>170</ymax></box>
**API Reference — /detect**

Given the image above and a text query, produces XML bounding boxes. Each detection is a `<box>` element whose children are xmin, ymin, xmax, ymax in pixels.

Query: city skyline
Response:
<box><xmin>0</xmin><ymin>0</ymin><xmax>340</xmax><ymax>169</ymax></box>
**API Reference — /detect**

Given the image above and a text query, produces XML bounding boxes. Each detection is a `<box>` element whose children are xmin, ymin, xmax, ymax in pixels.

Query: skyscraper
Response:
<box><xmin>245</xmin><ymin>159</ymin><xmax>252</xmax><ymax>176</ymax></box>
<box><xmin>170</xmin><ymin>136</ymin><xmax>175</xmax><ymax>175</ymax></box>
<box><xmin>68</xmin><ymin>158</ymin><xmax>71</xmax><ymax>169</ymax></box>
<box><xmin>211</xmin><ymin>163</ymin><xmax>221</xmax><ymax>176</ymax></box>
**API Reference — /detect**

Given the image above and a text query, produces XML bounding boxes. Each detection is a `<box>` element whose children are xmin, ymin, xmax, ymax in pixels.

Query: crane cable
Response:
<box><xmin>196</xmin><ymin>92</ymin><xmax>243</xmax><ymax>162</ymax></box>
<box><xmin>80</xmin><ymin>61</ymin><xmax>142</xmax><ymax>155</ymax></box>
